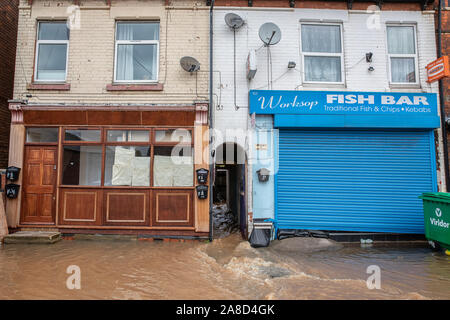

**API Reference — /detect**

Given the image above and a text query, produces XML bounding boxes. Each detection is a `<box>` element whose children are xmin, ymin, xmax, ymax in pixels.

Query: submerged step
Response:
<box><xmin>3</xmin><ymin>231</ymin><xmax>61</xmax><ymax>244</ymax></box>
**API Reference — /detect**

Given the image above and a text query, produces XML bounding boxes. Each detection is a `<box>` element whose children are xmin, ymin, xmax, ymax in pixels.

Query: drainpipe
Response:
<box><xmin>209</xmin><ymin>0</ymin><xmax>215</xmax><ymax>242</ymax></box>
<box><xmin>437</xmin><ymin>0</ymin><xmax>450</xmax><ymax>190</ymax></box>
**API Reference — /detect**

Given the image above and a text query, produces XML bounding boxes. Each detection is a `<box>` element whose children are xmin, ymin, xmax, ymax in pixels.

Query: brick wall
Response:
<box><xmin>440</xmin><ymin>5</ymin><xmax>450</xmax><ymax>180</ymax></box>
<box><xmin>0</xmin><ymin>0</ymin><xmax>18</xmax><ymax>168</ymax></box>
<box><xmin>214</xmin><ymin>0</ymin><xmax>437</xmax><ymax>10</ymax></box>
<box><xmin>14</xmin><ymin>0</ymin><xmax>209</xmax><ymax>105</ymax></box>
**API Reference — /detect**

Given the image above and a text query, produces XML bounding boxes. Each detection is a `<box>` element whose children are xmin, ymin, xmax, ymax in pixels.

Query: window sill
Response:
<box><xmin>106</xmin><ymin>83</ymin><xmax>164</xmax><ymax>91</ymax></box>
<box><xmin>299</xmin><ymin>82</ymin><xmax>346</xmax><ymax>89</ymax></box>
<box><xmin>27</xmin><ymin>83</ymin><xmax>71</xmax><ymax>91</ymax></box>
<box><xmin>388</xmin><ymin>84</ymin><xmax>422</xmax><ymax>90</ymax></box>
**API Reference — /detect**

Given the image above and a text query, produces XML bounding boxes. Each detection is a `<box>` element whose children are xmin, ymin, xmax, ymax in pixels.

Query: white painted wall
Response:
<box><xmin>213</xmin><ymin>8</ymin><xmax>440</xmax><ymax>132</ymax></box>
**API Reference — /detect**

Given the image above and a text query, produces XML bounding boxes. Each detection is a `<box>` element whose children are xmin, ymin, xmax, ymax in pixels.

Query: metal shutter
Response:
<box><xmin>276</xmin><ymin>130</ymin><xmax>437</xmax><ymax>234</ymax></box>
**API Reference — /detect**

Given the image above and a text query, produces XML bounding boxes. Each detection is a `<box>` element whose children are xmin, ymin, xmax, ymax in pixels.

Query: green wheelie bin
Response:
<box><xmin>419</xmin><ymin>192</ymin><xmax>450</xmax><ymax>254</ymax></box>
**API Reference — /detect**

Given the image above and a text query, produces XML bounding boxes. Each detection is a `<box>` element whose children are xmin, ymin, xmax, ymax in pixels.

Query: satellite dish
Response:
<box><xmin>225</xmin><ymin>13</ymin><xmax>244</xmax><ymax>29</ymax></box>
<box><xmin>258</xmin><ymin>22</ymin><xmax>282</xmax><ymax>46</ymax></box>
<box><xmin>180</xmin><ymin>56</ymin><xmax>200</xmax><ymax>73</ymax></box>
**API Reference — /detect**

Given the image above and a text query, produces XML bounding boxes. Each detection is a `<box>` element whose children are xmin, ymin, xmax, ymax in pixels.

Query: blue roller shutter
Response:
<box><xmin>276</xmin><ymin>130</ymin><xmax>437</xmax><ymax>234</ymax></box>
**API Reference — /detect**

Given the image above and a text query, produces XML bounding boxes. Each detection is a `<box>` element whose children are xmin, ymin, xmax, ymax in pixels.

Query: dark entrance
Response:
<box><xmin>213</xmin><ymin>143</ymin><xmax>247</xmax><ymax>239</ymax></box>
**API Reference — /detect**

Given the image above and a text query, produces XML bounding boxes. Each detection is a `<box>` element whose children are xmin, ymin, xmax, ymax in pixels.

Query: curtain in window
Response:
<box><xmin>391</xmin><ymin>57</ymin><xmax>416</xmax><ymax>83</ymax></box>
<box><xmin>387</xmin><ymin>26</ymin><xmax>415</xmax><ymax>54</ymax></box>
<box><xmin>301</xmin><ymin>25</ymin><xmax>341</xmax><ymax>53</ymax></box>
<box><xmin>116</xmin><ymin>24</ymin><xmax>135</xmax><ymax>80</ymax></box>
<box><xmin>304</xmin><ymin>56</ymin><xmax>341</xmax><ymax>82</ymax></box>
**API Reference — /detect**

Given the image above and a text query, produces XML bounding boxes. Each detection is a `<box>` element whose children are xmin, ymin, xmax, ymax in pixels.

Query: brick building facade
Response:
<box><xmin>6</xmin><ymin>0</ymin><xmax>210</xmax><ymax>237</ymax></box>
<box><xmin>439</xmin><ymin>1</ymin><xmax>450</xmax><ymax>171</ymax></box>
<box><xmin>0</xmin><ymin>0</ymin><xmax>19</xmax><ymax>168</ymax></box>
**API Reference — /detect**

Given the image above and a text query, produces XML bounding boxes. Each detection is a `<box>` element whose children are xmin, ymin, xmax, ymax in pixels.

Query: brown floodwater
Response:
<box><xmin>0</xmin><ymin>234</ymin><xmax>449</xmax><ymax>300</ymax></box>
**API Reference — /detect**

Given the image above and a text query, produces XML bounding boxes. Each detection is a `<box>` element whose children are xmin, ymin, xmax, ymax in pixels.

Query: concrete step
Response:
<box><xmin>3</xmin><ymin>231</ymin><xmax>62</xmax><ymax>244</ymax></box>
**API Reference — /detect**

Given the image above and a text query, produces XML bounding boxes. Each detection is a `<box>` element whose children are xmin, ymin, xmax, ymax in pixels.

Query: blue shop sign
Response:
<box><xmin>249</xmin><ymin>90</ymin><xmax>440</xmax><ymax>129</ymax></box>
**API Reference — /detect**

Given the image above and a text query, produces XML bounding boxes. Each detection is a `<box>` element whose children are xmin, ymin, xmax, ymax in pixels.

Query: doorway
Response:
<box><xmin>21</xmin><ymin>146</ymin><xmax>58</xmax><ymax>224</ymax></box>
<box><xmin>213</xmin><ymin>143</ymin><xmax>247</xmax><ymax>239</ymax></box>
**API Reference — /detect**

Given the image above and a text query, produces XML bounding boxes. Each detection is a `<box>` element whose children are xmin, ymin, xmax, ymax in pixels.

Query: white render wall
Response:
<box><xmin>213</xmin><ymin>7</ymin><xmax>440</xmax><ymax>132</ymax></box>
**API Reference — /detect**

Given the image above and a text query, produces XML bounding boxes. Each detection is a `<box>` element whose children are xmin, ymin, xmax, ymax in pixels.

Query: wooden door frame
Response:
<box><xmin>20</xmin><ymin>145</ymin><xmax>58</xmax><ymax>225</ymax></box>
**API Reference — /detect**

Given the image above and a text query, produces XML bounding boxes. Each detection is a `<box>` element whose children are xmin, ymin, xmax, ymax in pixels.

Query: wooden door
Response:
<box><xmin>21</xmin><ymin>146</ymin><xmax>58</xmax><ymax>224</ymax></box>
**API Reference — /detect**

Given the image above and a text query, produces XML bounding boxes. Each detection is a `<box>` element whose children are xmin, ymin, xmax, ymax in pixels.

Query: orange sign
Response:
<box><xmin>426</xmin><ymin>56</ymin><xmax>450</xmax><ymax>83</ymax></box>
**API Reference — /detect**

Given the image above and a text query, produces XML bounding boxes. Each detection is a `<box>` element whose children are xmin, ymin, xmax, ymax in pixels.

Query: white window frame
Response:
<box><xmin>299</xmin><ymin>22</ymin><xmax>345</xmax><ymax>85</ymax></box>
<box><xmin>113</xmin><ymin>21</ymin><xmax>160</xmax><ymax>84</ymax></box>
<box><xmin>34</xmin><ymin>21</ymin><xmax>69</xmax><ymax>83</ymax></box>
<box><xmin>386</xmin><ymin>24</ymin><xmax>419</xmax><ymax>86</ymax></box>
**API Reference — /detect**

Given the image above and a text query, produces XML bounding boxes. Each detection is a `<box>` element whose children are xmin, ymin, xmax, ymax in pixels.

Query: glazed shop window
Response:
<box><xmin>153</xmin><ymin>146</ymin><xmax>193</xmax><ymax>187</ymax></box>
<box><xmin>35</xmin><ymin>21</ymin><xmax>70</xmax><ymax>82</ymax></box>
<box><xmin>104</xmin><ymin>146</ymin><xmax>150</xmax><ymax>186</ymax></box>
<box><xmin>387</xmin><ymin>25</ymin><xmax>418</xmax><ymax>84</ymax></box>
<box><xmin>300</xmin><ymin>23</ymin><xmax>343</xmax><ymax>83</ymax></box>
<box><xmin>26</xmin><ymin>127</ymin><xmax>59</xmax><ymax>143</ymax></box>
<box><xmin>154</xmin><ymin>129</ymin><xmax>192</xmax><ymax>143</ymax></box>
<box><xmin>65</xmin><ymin>129</ymin><xmax>101</xmax><ymax>142</ymax></box>
<box><xmin>114</xmin><ymin>21</ymin><xmax>159</xmax><ymax>82</ymax></box>
<box><xmin>62</xmin><ymin>146</ymin><xmax>102</xmax><ymax>186</ymax></box>
<box><xmin>107</xmin><ymin>130</ymin><xmax>149</xmax><ymax>142</ymax></box>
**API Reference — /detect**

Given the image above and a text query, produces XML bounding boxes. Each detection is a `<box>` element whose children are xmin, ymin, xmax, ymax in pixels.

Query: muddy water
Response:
<box><xmin>0</xmin><ymin>234</ymin><xmax>449</xmax><ymax>300</ymax></box>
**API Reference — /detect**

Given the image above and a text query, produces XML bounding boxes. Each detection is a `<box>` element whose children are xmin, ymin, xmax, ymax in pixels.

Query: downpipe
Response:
<box><xmin>208</xmin><ymin>0</ymin><xmax>215</xmax><ymax>242</ymax></box>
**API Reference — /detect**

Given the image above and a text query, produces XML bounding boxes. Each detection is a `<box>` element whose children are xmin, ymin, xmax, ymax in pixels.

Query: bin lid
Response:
<box><xmin>419</xmin><ymin>192</ymin><xmax>450</xmax><ymax>202</ymax></box>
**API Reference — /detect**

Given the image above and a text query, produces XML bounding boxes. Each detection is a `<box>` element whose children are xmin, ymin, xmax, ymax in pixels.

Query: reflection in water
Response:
<box><xmin>0</xmin><ymin>234</ymin><xmax>449</xmax><ymax>300</ymax></box>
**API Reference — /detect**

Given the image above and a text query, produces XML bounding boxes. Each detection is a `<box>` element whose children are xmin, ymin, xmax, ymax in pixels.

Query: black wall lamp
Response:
<box><xmin>196</xmin><ymin>185</ymin><xmax>208</xmax><ymax>199</ymax></box>
<box><xmin>366</xmin><ymin>52</ymin><xmax>374</xmax><ymax>72</ymax></box>
<box><xmin>5</xmin><ymin>184</ymin><xmax>20</xmax><ymax>199</ymax></box>
<box><xmin>6</xmin><ymin>166</ymin><xmax>20</xmax><ymax>181</ymax></box>
<box><xmin>196</xmin><ymin>168</ymin><xmax>209</xmax><ymax>184</ymax></box>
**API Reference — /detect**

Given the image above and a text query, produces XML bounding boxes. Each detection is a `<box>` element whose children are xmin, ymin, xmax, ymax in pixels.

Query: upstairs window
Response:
<box><xmin>35</xmin><ymin>21</ymin><xmax>70</xmax><ymax>82</ymax></box>
<box><xmin>301</xmin><ymin>23</ymin><xmax>344</xmax><ymax>83</ymax></box>
<box><xmin>387</xmin><ymin>25</ymin><xmax>418</xmax><ymax>84</ymax></box>
<box><xmin>114</xmin><ymin>21</ymin><xmax>159</xmax><ymax>83</ymax></box>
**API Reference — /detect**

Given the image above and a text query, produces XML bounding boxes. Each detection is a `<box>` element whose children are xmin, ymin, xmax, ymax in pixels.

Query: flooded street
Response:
<box><xmin>0</xmin><ymin>234</ymin><xmax>449</xmax><ymax>300</ymax></box>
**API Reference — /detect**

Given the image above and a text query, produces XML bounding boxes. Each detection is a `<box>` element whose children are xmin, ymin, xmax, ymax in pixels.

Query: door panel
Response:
<box><xmin>152</xmin><ymin>189</ymin><xmax>194</xmax><ymax>227</ymax></box>
<box><xmin>21</xmin><ymin>146</ymin><xmax>57</xmax><ymax>224</ymax></box>
<box><xmin>59</xmin><ymin>188</ymin><xmax>102</xmax><ymax>226</ymax></box>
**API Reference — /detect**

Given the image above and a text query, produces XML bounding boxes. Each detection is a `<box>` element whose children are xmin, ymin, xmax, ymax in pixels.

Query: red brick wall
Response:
<box><xmin>440</xmin><ymin>4</ymin><xmax>450</xmax><ymax>175</ymax></box>
<box><xmin>214</xmin><ymin>0</ymin><xmax>436</xmax><ymax>10</ymax></box>
<box><xmin>0</xmin><ymin>0</ymin><xmax>18</xmax><ymax>169</ymax></box>
<box><xmin>442</xmin><ymin>7</ymin><xmax>450</xmax><ymax>115</ymax></box>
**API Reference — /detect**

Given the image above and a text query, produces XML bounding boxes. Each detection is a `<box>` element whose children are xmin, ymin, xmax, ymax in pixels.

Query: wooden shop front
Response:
<box><xmin>7</xmin><ymin>103</ymin><xmax>210</xmax><ymax>237</ymax></box>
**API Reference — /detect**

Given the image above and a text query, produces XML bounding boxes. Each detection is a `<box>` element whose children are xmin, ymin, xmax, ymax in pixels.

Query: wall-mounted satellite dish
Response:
<box><xmin>180</xmin><ymin>56</ymin><xmax>200</xmax><ymax>73</ymax></box>
<box><xmin>225</xmin><ymin>13</ymin><xmax>244</xmax><ymax>29</ymax></box>
<box><xmin>258</xmin><ymin>22</ymin><xmax>282</xmax><ymax>46</ymax></box>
